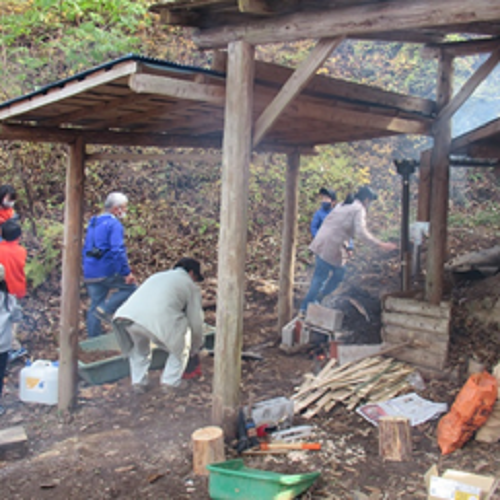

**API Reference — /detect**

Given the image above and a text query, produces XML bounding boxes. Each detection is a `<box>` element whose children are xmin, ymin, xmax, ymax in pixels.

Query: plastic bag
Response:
<box><xmin>437</xmin><ymin>371</ymin><xmax>498</xmax><ymax>455</ymax></box>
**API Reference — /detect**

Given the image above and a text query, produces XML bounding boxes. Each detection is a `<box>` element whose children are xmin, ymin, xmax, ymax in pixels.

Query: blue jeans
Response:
<box><xmin>300</xmin><ymin>256</ymin><xmax>345</xmax><ymax>312</ymax></box>
<box><xmin>86</xmin><ymin>275</ymin><xmax>137</xmax><ymax>337</ymax></box>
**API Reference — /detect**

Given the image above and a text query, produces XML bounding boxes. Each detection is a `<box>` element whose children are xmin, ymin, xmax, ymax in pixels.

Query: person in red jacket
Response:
<box><xmin>0</xmin><ymin>220</ymin><xmax>26</xmax><ymax>299</ymax></box>
<box><xmin>0</xmin><ymin>220</ymin><xmax>27</xmax><ymax>360</ymax></box>
<box><xmin>0</xmin><ymin>185</ymin><xmax>17</xmax><ymax>231</ymax></box>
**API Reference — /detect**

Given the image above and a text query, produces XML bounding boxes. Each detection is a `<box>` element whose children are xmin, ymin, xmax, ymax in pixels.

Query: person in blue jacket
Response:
<box><xmin>82</xmin><ymin>192</ymin><xmax>137</xmax><ymax>337</ymax></box>
<box><xmin>310</xmin><ymin>187</ymin><xmax>336</xmax><ymax>238</ymax></box>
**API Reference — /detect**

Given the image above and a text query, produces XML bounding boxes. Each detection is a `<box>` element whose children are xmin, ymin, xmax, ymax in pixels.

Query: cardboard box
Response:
<box><xmin>425</xmin><ymin>465</ymin><xmax>498</xmax><ymax>500</ymax></box>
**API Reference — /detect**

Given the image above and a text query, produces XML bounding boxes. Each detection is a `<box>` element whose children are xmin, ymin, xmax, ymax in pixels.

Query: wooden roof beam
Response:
<box><xmin>128</xmin><ymin>74</ymin><xmax>226</xmax><ymax>104</ymax></box>
<box><xmin>193</xmin><ymin>0</ymin><xmax>500</xmax><ymax>48</ymax></box>
<box><xmin>214</xmin><ymin>52</ymin><xmax>436</xmax><ymax>116</ymax></box>
<box><xmin>425</xmin><ymin>36</ymin><xmax>500</xmax><ymax>58</ymax></box>
<box><xmin>253</xmin><ymin>36</ymin><xmax>343</xmax><ymax>147</ymax></box>
<box><xmin>0</xmin><ymin>123</ymin><xmax>315</xmax><ymax>154</ymax></box>
<box><xmin>434</xmin><ymin>49</ymin><xmax>500</xmax><ymax>130</ymax></box>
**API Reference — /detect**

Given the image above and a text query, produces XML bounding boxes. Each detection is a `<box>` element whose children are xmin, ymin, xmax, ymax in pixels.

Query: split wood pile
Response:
<box><xmin>292</xmin><ymin>356</ymin><xmax>414</xmax><ymax>419</ymax></box>
<box><xmin>382</xmin><ymin>295</ymin><xmax>451</xmax><ymax>370</ymax></box>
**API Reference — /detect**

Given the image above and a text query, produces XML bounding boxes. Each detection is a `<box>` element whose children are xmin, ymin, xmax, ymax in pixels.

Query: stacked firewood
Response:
<box><xmin>292</xmin><ymin>356</ymin><xmax>414</xmax><ymax>419</ymax></box>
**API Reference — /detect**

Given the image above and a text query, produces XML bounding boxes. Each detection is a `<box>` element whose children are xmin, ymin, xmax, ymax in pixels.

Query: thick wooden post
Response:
<box><xmin>426</xmin><ymin>52</ymin><xmax>453</xmax><ymax>304</ymax></box>
<box><xmin>417</xmin><ymin>150</ymin><xmax>432</xmax><ymax>222</ymax></box>
<box><xmin>58</xmin><ymin>136</ymin><xmax>85</xmax><ymax>411</ymax></box>
<box><xmin>212</xmin><ymin>41</ymin><xmax>255</xmax><ymax>434</ymax></box>
<box><xmin>277</xmin><ymin>152</ymin><xmax>300</xmax><ymax>334</ymax></box>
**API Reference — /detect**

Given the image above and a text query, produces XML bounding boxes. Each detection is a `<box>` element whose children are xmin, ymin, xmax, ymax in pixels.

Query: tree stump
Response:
<box><xmin>192</xmin><ymin>426</ymin><xmax>225</xmax><ymax>476</ymax></box>
<box><xmin>378</xmin><ymin>416</ymin><xmax>412</xmax><ymax>461</ymax></box>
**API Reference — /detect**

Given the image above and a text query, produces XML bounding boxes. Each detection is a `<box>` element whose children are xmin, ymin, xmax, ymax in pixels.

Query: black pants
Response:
<box><xmin>0</xmin><ymin>351</ymin><xmax>8</xmax><ymax>398</ymax></box>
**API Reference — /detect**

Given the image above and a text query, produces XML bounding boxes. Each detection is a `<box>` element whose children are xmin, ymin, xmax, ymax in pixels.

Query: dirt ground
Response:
<box><xmin>1</xmin><ymin>248</ymin><xmax>500</xmax><ymax>499</ymax></box>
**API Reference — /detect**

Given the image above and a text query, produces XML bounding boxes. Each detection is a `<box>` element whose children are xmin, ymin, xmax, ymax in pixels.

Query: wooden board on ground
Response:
<box><xmin>0</xmin><ymin>426</ymin><xmax>28</xmax><ymax>460</ymax></box>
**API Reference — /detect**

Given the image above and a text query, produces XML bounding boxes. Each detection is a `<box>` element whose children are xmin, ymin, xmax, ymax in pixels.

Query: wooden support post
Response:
<box><xmin>426</xmin><ymin>52</ymin><xmax>453</xmax><ymax>305</ymax></box>
<box><xmin>192</xmin><ymin>426</ymin><xmax>225</xmax><ymax>476</ymax></box>
<box><xmin>378</xmin><ymin>416</ymin><xmax>412</xmax><ymax>461</ymax></box>
<box><xmin>212</xmin><ymin>41</ymin><xmax>255</xmax><ymax>435</ymax></box>
<box><xmin>417</xmin><ymin>149</ymin><xmax>432</xmax><ymax>222</ymax></box>
<box><xmin>58</xmin><ymin>136</ymin><xmax>85</xmax><ymax>412</ymax></box>
<box><xmin>277</xmin><ymin>152</ymin><xmax>300</xmax><ymax>334</ymax></box>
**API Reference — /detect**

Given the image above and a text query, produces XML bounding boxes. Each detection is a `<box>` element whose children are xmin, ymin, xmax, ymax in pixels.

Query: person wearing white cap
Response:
<box><xmin>0</xmin><ymin>264</ymin><xmax>22</xmax><ymax>415</ymax></box>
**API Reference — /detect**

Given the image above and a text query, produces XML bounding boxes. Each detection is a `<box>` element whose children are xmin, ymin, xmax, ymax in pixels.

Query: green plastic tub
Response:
<box><xmin>78</xmin><ymin>325</ymin><xmax>215</xmax><ymax>385</ymax></box>
<box><xmin>206</xmin><ymin>459</ymin><xmax>320</xmax><ymax>500</ymax></box>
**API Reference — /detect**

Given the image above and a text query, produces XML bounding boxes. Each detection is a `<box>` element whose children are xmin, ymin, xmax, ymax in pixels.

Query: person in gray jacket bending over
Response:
<box><xmin>300</xmin><ymin>186</ymin><xmax>397</xmax><ymax>314</ymax></box>
<box><xmin>113</xmin><ymin>257</ymin><xmax>204</xmax><ymax>393</ymax></box>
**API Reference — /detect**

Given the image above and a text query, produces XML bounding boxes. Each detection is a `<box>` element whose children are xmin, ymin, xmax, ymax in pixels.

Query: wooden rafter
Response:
<box><xmin>192</xmin><ymin>0</ymin><xmax>500</xmax><ymax>48</ymax></box>
<box><xmin>128</xmin><ymin>74</ymin><xmax>226</xmax><ymax>104</ymax></box>
<box><xmin>434</xmin><ymin>49</ymin><xmax>500</xmax><ymax>129</ymax></box>
<box><xmin>253</xmin><ymin>37</ymin><xmax>343</xmax><ymax>147</ymax></box>
<box><xmin>451</xmin><ymin>117</ymin><xmax>500</xmax><ymax>153</ymax></box>
<box><xmin>85</xmin><ymin>152</ymin><xmax>222</xmax><ymax>163</ymax></box>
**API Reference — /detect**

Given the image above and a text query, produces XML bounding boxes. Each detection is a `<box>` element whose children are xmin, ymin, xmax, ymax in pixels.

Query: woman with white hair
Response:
<box><xmin>82</xmin><ymin>192</ymin><xmax>137</xmax><ymax>337</ymax></box>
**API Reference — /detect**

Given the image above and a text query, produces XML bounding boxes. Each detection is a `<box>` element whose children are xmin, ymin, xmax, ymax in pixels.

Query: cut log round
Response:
<box><xmin>378</xmin><ymin>416</ymin><xmax>412</xmax><ymax>461</ymax></box>
<box><xmin>192</xmin><ymin>426</ymin><xmax>225</xmax><ymax>476</ymax></box>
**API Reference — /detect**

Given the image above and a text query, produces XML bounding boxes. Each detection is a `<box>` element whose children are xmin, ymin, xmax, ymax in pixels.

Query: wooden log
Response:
<box><xmin>0</xmin><ymin>426</ymin><xmax>28</xmax><ymax>460</ymax></box>
<box><xmin>426</xmin><ymin>52</ymin><xmax>453</xmax><ymax>305</ymax></box>
<box><xmin>277</xmin><ymin>152</ymin><xmax>300</xmax><ymax>334</ymax></box>
<box><xmin>388</xmin><ymin>345</ymin><xmax>447</xmax><ymax>370</ymax></box>
<box><xmin>382</xmin><ymin>311</ymin><xmax>449</xmax><ymax>335</ymax></box>
<box><xmin>425</xmin><ymin>37</ymin><xmax>500</xmax><ymax>58</ymax></box>
<box><xmin>58</xmin><ymin>136</ymin><xmax>85</xmax><ymax>412</ymax></box>
<box><xmin>382</xmin><ymin>325</ymin><xmax>449</xmax><ymax>352</ymax></box>
<box><xmin>378</xmin><ymin>417</ymin><xmax>412</xmax><ymax>462</ymax></box>
<box><xmin>193</xmin><ymin>0</ymin><xmax>500</xmax><ymax>48</ymax></box>
<box><xmin>384</xmin><ymin>296</ymin><xmax>451</xmax><ymax>320</ymax></box>
<box><xmin>192</xmin><ymin>426</ymin><xmax>225</xmax><ymax>476</ymax></box>
<box><xmin>211</xmin><ymin>40</ymin><xmax>255</xmax><ymax>437</ymax></box>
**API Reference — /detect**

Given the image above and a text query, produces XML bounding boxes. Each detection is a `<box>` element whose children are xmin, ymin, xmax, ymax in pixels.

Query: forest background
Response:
<box><xmin>0</xmin><ymin>0</ymin><xmax>499</xmax><ymax>302</ymax></box>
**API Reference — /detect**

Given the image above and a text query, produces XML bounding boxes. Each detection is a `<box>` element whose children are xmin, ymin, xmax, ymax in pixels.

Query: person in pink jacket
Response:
<box><xmin>300</xmin><ymin>186</ymin><xmax>396</xmax><ymax>314</ymax></box>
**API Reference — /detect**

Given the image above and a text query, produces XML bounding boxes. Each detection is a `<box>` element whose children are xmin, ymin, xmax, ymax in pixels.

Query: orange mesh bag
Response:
<box><xmin>437</xmin><ymin>371</ymin><xmax>498</xmax><ymax>455</ymax></box>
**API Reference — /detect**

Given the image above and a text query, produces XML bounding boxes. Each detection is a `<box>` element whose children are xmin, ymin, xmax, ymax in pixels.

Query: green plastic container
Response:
<box><xmin>206</xmin><ymin>459</ymin><xmax>320</xmax><ymax>500</ymax></box>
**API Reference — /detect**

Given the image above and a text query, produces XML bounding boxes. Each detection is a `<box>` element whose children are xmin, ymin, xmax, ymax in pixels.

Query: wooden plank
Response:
<box><xmin>425</xmin><ymin>37</ymin><xmax>500</xmax><ymax>58</ymax></box>
<box><xmin>40</xmin><ymin>94</ymin><xmax>152</xmax><ymax>127</ymax></box>
<box><xmin>0</xmin><ymin>62</ymin><xmax>138</xmax><ymax>121</ymax></box>
<box><xmin>58</xmin><ymin>136</ymin><xmax>85</xmax><ymax>412</ymax></box>
<box><xmin>193</xmin><ymin>0</ymin><xmax>500</xmax><ymax>48</ymax></box>
<box><xmin>417</xmin><ymin>149</ymin><xmax>432</xmax><ymax>222</ymax></box>
<box><xmin>382</xmin><ymin>311</ymin><xmax>449</xmax><ymax>335</ymax></box>
<box><xmin>277</xmin><ymin>152</ymin><xmax>300</xmax><ymax>334</ymax></box>
<box><xmin>86</xmin><ymin>152</ymin><xmax>222</xmax><ymax>163</ymax></box>
<box><xmin>0</xmin><ymin>426</ymin><xmax>28</xmax><ymax>460</ymax></box>
<box><xmin>291</xmin><ymin>98</ymin><xmax>430</xmax><ymax>135</ymax></box>
<box><xmin>382</xmin><ymin>325</ymin><xmax>449</xmax><ymax>352</ymax></box>
<box><xmin>435</xmin><ymin>49</ymin><xmax>500</xmax><ymax>128</ymax></box>
<box><xmin>213</xmin><ymin>53</ymin><xmax>436</xmax><ymax>116</ymax></box>
<box><xmin>211</xmin><ymin>41</ymin><xmax>255</xmax><ymax>437</ymax></box>
<box><xmin>128</xmin><ymin>74</ymin><xmax>225</xmax><ymax>104</ymax></box>
<box><xmin>451</xmin><ymin>117</ymin><xmax>500</xmax><ymax>153</ymax></box>
<box><xmin>426</xmin><ymin>52</ymin><xmax>453</xmax><ymax>304</ymax></box>
<box><xmin>253</xmin><ymin>37</ymin><xmax>343</xmax><ymax>147</ymax></box>
<box><xmin>389</xmin><ymin>346</ymin><xmax>447</xmax><ymax>370</ymax></box>
<box><xmin>384</xmin><ymin>296</ymin><xmax>451</xmax><ymax>319</ymax></box>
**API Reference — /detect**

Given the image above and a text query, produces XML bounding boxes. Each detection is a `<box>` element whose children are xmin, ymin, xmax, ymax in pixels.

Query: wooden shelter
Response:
<box><xmin>1</xmin><ymin>0</ymin><xmax>500</xmax><ymax>433</ymax></box>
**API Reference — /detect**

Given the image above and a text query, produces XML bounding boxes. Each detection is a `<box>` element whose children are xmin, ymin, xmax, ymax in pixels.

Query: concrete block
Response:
<box><xmin>305</xmin><ymin>303</ymin><xmax>343</xmax><ymax>331</ymax></box>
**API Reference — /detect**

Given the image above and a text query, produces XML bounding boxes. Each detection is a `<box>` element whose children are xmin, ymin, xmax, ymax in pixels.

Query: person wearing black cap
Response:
<box><xmin>310</xmin><ymin>187</ymin><xmax>337</xmax><ymax>238</ymax></box>
<box><xmin>300</xmin><ymin>186</ymin><xmax>396</xmax><ymax>313</ymax></box>
<box><xmin>112</xmin><ymin>257</ymin><xmax>205</xmax><ymax>393</ymax></box>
